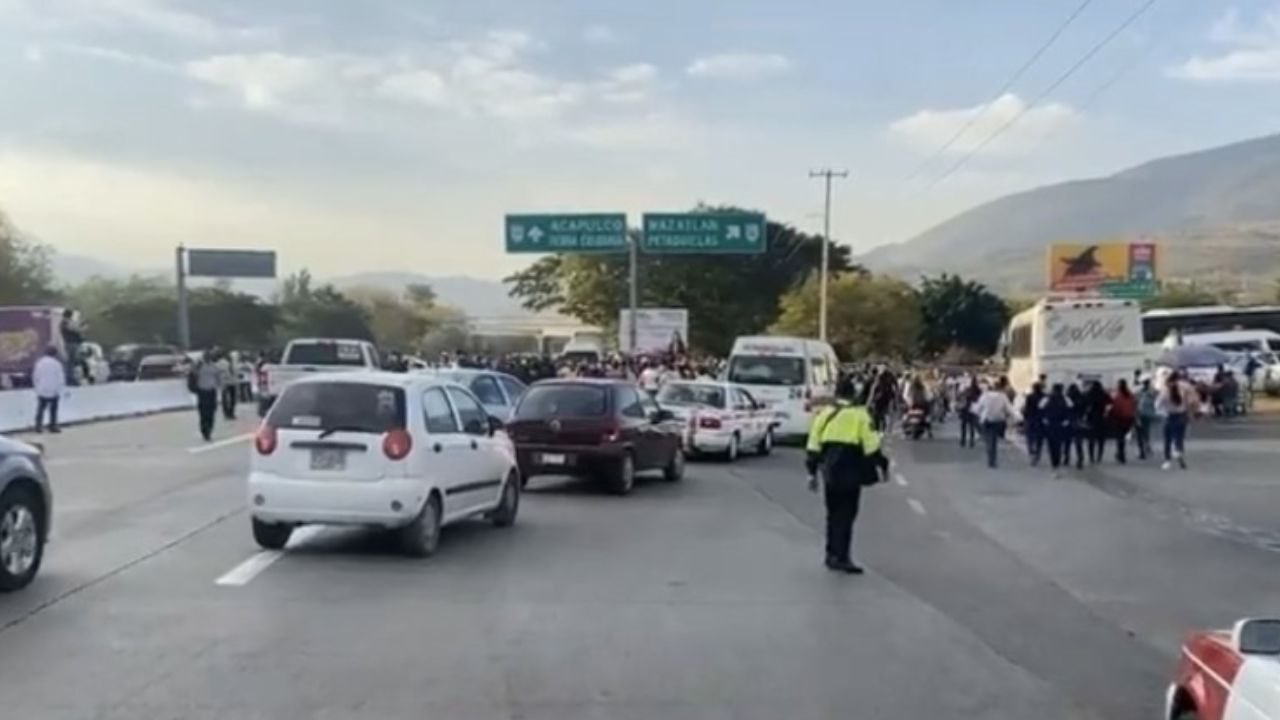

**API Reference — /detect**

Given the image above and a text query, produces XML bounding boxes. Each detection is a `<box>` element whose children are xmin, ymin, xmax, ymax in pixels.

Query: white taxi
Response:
<box><xmin>248</xmin><ymin>372</ymin><xmax>520</xmax><ymax>557</ymax></box>
<box><xmin>1167</xmin><ymin>617</ymin><xmax>1280</xmax><ymax>720</ymax></box>
<box><xmin>656</xmin><ymin>381</ymin><xmax>776</xmax><ymax>461</ymax></box>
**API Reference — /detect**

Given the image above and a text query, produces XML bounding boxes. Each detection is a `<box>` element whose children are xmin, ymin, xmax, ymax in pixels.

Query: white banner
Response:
<box><xmin>619</xmin><ymin>308</ymin><xmax>689</xmax><ymax>355</ymax></box>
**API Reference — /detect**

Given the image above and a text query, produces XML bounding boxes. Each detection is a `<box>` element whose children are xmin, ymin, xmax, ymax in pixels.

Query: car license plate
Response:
<box><xmin>310</xmin><ymin>448</ymin><xmax>346</xmax><ymax>471</ymax></box>
<box><xmin>540</xmin><ymin>453</ymin><xmax>567</xmax><ymax>465</ymax></box>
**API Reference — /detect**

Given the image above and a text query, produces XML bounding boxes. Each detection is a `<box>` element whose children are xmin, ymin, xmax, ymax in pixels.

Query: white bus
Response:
<box><xmin>726</xmin><ymin>336</ymin><xmax>839</xmax><ymax>438</ymax></box>
<box><xmin>1004</xmin><ymin>298</ymin><xmax>1146</xmax><ymax>396</ymax></box>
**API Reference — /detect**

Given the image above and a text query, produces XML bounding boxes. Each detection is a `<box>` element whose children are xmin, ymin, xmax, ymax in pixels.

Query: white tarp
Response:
<box><xmin>619</xmin><ymin>308</ymin><xmax>689</xmax><ymax>355</ymax></box>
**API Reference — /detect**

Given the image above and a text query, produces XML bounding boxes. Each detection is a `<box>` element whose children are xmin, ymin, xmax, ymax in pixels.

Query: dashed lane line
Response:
<box><xmin>907</xmin><ymin>498</ymin><xmax>928</xmax><ymax>516</ymax></box>
<box><xmin>214</xmin><ymin>526</ymin><xmax>324</xmax><ymax>587</ymax></box>
<box><xmin>894</xmin><ymin>473</ymin><xmax>908</xmax><ymax>488</ymax></box>
<box><xmin>187</xmin><ymin>433</ymin><xmax>253</xmax><ymax>454</ymax></box>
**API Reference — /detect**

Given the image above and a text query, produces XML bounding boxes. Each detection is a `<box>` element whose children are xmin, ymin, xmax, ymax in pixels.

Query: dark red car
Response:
<box><xmin>506</xmin><ymin>379</ymin><xmax>686</xmax><ymax>494</ymax></box>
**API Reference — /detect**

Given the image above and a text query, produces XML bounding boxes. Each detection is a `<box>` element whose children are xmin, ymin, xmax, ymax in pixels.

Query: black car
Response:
<box><xmin>109</xmin><ymin>344</ymin><xmax>180</xmax><ymax>381</ymax></box>
<box><xmin>506</xmin><ymin>379</ymin><xmax>686</xmax><ymax>495</ymax></box>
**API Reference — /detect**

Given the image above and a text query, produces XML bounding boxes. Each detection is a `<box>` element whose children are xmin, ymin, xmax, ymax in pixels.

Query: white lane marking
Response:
<box><xmin>188</xmin><ymin>433</ymin><xmax>253</xmax><ymax>454</ymax></box>
<box><xmin>894</xmin><ymin>473</ymin><xmax>908</xmax><ymax>488</ymax></box>
<box><xmin>907</xmin><ymin>498</ymin><xmax>927</xmax><ymax>516</ymax></box>
<box><xmin>215</xmin><ymin>526</ymin><xmax>323</xmax><ymax>587</ymax></box>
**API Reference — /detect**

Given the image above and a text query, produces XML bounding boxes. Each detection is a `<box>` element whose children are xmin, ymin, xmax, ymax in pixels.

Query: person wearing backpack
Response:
<box><xmin>189</xmin><ymin>349</ymin><xmax>224</xmax><ymax>442</ymax></box>
<box><xmin>1108</xmin><ymin>379</ymin><xmax>1137</xmax><ymax>464</ymax></box>
<box><xmin>805</xmin><ymin>376</ymin><xmax>889</xmax><ymax>575</ymax></box>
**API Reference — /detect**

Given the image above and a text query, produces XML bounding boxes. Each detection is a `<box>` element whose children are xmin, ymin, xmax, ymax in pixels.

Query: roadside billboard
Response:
<box><xmin>1047</xmin><ymin>242</ymin><xmax>1158</xmax><ymax>298</ymax></box>
<box><xmin>618</xmin><ymin>308</ymin><xmax>688</xmax><ymax>355</ymax></box>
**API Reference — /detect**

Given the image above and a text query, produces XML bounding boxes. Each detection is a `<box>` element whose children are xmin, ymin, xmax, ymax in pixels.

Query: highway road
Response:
<box><xmin>2</xmin><ymin>409</ymin><xmax>1278</xmax><ymax>719</ymax></box>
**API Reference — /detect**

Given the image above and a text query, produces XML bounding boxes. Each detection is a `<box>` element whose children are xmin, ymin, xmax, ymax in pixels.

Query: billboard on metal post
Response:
<box><xmin>1046</xmin><ymin>242</ymin><xmax>1158</xmax><ymax>298</ymax></box>
<box><xmin>186</xmin><ymin>249</ymin><xmax>277</xmax><ymax>278</ymax></box>
<box><xmin>618</xmin><ymin>308</ymin><xmax>689</xmax><ymax>355</ymax></box>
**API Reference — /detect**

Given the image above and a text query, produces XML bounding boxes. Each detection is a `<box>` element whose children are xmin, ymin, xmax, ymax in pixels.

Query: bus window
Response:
<box><xmin>1009</xmin><ymin>324</ymin><xmax>1032</xmax><ymax>359</ymax></box>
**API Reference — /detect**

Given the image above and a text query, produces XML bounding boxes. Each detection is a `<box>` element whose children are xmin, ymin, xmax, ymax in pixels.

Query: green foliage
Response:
<box><xmin>1144</xmin><ymin>281</ymin><xmax>1228</xmax><ymax>309</ymax></box>
<box><xmin>771</xmin><ymin>273</ymin><xmax>922</xmax><ymax>360</ymax></box>
<box><xmin>916</xmin><ymin>274</ymin><xmax>1010</xmax><ymax>357</ymax></box>
<box><xmin>275</xmin><ymin>272</ymin><xmax>374</xmax><ymax>343</ymax></box>
<box><xmin>504</xmin><ymin>218</ymin><xmax>854</xmax><ymax>355</ymax></box>
<box><xmin>0</xmin><ymin>212</ymin><xmax>57</xmax><ymax>304</ymax></box>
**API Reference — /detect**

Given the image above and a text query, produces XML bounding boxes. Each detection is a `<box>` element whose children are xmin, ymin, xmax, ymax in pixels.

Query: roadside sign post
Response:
<box><xmin>628</xmin><ymin>235</ymin><xmax>638</xmax><ymax>353</ymax></box>
<box><xmin>640</xmin><ymin>212</ymin><xmax>767</xmax><ymax>254</ymax></box>
<box><xmin>175</xmin><ymin>247</ymin><xmax>278</xmax><ymax>350</ymax></box>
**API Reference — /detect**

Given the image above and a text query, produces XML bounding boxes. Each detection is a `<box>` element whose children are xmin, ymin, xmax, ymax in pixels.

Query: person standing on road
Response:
<box><xmin>32</xmin><ymin>346</ymin><xmax>66</xmax><ymax>433</ymax></box>
<box><xmin>189</xmin><ymin>350</ymin><xmax>224</xmax><ymax>442</ymax></box>
<box><xmin>1041</xmin><ymin>383</ymin><xmax>1072</xmax><ymax>477</ymax></box>
<box><xmin>216</xmin><ymin>351</ymin><xmax>237</xmax><ymax>420</ymax></box>
<box><xmin>1082</xmin><ymin>381</ymin><xmax>1111</xmax><ymax>465</ymax></box>
<box><xmin>1134</xmin><ymin>378</ymin><xmax>1157</xmax><ymax>461</ymax></box>
<box><xmin>805</xmin><ymin>376</ymin><xmax>889</xmax><ymax>575</ymax></box>
<box><xmin>1158</xmin><ymin>371</ymin><xmax>1194</xmax><ymax>470</ymax></box>
<box><xmin>1108</xmin><ymin>379</ymin><xmax>1137</xmax><ymax>465</ymax></box>
<box><xmin>1065</xmin><ymin>383</ymin><xmax>1087</xmax><ymax>470</ymax></box>
<box><xmin>958</xmin><ymin>376</ymin><xmax>982</xmax><ymax>449</ymax></box>
<box><xmin>974</xmin><ymin>376</ymin><xmax>1018</xmax><ymax>469</ymax></box>
<box><xmin>1021</xmin><ymin>382</ymin><xmax>1046</xmax><ymax>466</ymax></box>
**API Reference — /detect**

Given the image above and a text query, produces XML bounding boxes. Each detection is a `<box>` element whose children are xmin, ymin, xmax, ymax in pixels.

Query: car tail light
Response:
<box><xmin>698</xmin><ymin>416</ymin><xmax>722</xmax><ymax>429</ymax></box>
<box><xmin>602</xmin><ymin>421</ymin><xmax>620</xmax><ymax>443</ymax></box>
<box><xmin>383</xmin><ymin>428</ymin><xmax>412</xmax><ymax>460</ymax></box>
<box><xmin>255</xmin><ymin>424</ymin><xmax>277</xmax><ymax>455</ymax></box>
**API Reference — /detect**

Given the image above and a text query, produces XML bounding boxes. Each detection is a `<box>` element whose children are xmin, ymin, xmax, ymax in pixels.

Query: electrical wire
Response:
<box><xmin>926</xmin><ymin>0</ymin><xmax>1160</xmax><ymax>190</ymax></box>
<box><xmin>905</xmin><ymin>0</ymin><xmax>1097</xmax><ymax>181</ymax></box>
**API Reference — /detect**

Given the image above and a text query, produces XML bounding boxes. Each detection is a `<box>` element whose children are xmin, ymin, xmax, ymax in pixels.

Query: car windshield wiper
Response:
<box><xmin>316</xmin><ymin>425</ymin><xmax>371</xmax><ymax>439</ymax></box>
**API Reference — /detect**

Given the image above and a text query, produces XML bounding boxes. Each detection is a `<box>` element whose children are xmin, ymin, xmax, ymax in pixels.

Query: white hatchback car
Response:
<box><xmin>248</xmin><ymin>372</ymin><xmax>520</xmax><ymax>557</ymax></box>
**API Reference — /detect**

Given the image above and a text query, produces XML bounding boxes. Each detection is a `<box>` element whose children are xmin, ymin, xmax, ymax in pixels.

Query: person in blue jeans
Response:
<box><xmin>958</xmin><ymin>377</ymin><xmax>982</xmax><ymax>449</ymax></box>
<box><xmin>974</xmin><ymin>376</ymin><xmax>1018</xmax><ymax>469</ymax></box>
<box><xmin>1158</xmin><ymin>371</ymin><xmax>1193</xmax><ymax>470</ymax></box>
<box><xmin>1040</xmin><ymin>383</ymin><xmax>1072</xmax><ymax>478</ymax></box>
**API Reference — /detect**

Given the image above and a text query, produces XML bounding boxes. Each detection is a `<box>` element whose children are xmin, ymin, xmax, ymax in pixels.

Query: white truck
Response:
<box><xmin>257</xmin><ymin>338</ymin><xmax>382</xmax><ymax>416</ymax></box>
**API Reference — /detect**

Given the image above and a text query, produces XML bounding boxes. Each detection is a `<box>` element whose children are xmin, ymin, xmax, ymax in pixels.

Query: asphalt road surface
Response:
<box><xmin>2</xmin><ymin>409</ymin><xmax>1278</xmax><ymax>719</ymax></box>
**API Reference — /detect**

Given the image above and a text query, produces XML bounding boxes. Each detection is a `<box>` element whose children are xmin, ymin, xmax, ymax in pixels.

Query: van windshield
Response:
<box><xmin>727</xmin><ymin>356</ymin><xmax>805</xmax><ymax>386</ymax></box>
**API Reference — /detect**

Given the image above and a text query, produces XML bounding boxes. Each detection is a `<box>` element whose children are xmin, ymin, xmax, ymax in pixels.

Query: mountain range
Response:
<box><xmin>861</xmin><ymin>132</ymin><xmax>1280</xmax><ymax>298</ymax></box>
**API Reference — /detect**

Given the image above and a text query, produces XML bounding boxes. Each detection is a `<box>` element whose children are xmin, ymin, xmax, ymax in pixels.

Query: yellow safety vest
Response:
<box><xmin>806</xmin><ymin>404</ymin><xmax>881</xmax><ymax>455</ymax></box>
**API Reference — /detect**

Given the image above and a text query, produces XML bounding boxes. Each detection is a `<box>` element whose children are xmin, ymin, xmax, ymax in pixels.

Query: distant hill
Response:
<box><xmin>862</xmin><ymin>133</ymin><xmax>1280</xmax><ymax>297</ymax></box>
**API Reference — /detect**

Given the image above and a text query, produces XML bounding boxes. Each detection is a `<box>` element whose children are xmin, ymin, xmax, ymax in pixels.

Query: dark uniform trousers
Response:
<box><xmin>825</xmin><ymin>481</ymin><xmax>862</xmax><ymax>564</ymax></box>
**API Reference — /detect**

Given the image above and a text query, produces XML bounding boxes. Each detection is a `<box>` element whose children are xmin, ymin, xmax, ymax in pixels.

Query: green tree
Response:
<box><xmin>345</xmin><ymin>286</ymin><xmax>434</xmax><ymax>351</ymax></box>
<box><xmin>771</xmin><ymin>272</ymin><xmax>921</xmax><ymax>360</ymax></box>
<box><xmin>276</xmin><ymin>271</ymin><xmax>373</xmax><ymax>342</ymax></box>
<box><xmin>1144</xmin><ymin>281</ymin><xmax>1227</xmax><ymax>309</ymax></box>
<box><xmin>0</xmin><ymin>211</ymin><xmax>57</xmax><ymax>304</ymax></box>
<box><xmin>504</xmin><ymin>214</ymin><xmax>854</xmax><ymax>355</ymax></box>
<box><xmin>916</xmin><ymin>274</ymin><xmax>1010</xmax><ymax>357</ymax></box>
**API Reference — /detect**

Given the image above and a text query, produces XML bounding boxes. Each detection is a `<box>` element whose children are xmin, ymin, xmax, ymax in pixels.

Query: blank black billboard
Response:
<box><xmin>186</xmin><ymin>249</ymin><xmax>277</xmax><ymax>278</ymax></box>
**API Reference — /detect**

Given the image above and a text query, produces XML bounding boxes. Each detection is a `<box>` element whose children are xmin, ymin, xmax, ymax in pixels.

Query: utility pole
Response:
<box><xmin>175</xmin><ymin>245</ymin><xmax>191</xmax><ymax>350</ymax></box>
<box><xmin>809</xmin><ymin>169</ymin><xmax>848</xmax><ymax>343</ymax></box>
<box><xmin>628</xmin><ymin>232</ymin><xmax>639</xmax><ymax>353</ymax></box>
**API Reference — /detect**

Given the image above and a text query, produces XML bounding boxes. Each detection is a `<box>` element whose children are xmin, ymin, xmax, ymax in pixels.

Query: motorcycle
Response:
<box><xmin>902</xmin><ymin>404</ymin><xmax>931</xmax><ymax>440</ymax></box>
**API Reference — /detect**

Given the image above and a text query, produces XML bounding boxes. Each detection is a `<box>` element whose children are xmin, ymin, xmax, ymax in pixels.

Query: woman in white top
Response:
<box><xmin>1157</xmin><ymin>370</ymin><xmax>1195</xmax><ymax>470</ymax></box>
<box><xmin>974</xmin><ymin>376</ymin><xmax>1019</xmax><ymax>469</ymax></box>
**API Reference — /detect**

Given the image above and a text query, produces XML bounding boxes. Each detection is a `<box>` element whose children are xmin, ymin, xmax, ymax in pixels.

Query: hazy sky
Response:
<box><xmin>2</xmin><ymin>0</ymin><xmax>1279</xmax><ymax>280</ymax></box>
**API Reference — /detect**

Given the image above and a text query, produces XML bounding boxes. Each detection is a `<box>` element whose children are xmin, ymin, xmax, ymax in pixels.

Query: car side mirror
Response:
<box><xmin>487</xmin><ymin>415</ymin><xmax>505</xmax><ymax>435</ymax></box>
<box><xmin>1234</xmin><ymin>618</ymin><xmax>1280</xmax><ymax>655</ymax></box>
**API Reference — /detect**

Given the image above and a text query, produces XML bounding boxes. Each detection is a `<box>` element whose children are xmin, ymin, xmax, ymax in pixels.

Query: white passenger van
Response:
<box><xmin>726</xmin><ymin>336</ymin><xmax>839</xmax><ymax>438</ymax></box>
<box><xmin>1004</xmin><ymin>298</ymin><xmax>1146</xmax><ymax>397</ymax></box>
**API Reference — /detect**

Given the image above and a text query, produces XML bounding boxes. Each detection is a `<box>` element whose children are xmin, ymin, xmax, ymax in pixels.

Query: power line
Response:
<box><xmin>905</xmin><ymin>0</ymin><xmax>1097</xmax><ymax>182</ymax></box>
<box><xmin>926</xmin><ymin>0</ymin><xmax>1160</xmax><ymax>190</ymax></box>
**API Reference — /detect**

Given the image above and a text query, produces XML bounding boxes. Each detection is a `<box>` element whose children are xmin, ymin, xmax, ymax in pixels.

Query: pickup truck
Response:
<box><xmin>256</xmin><ymin>338</ymin><xmax>381</xmax><ymax>416</ymax></box>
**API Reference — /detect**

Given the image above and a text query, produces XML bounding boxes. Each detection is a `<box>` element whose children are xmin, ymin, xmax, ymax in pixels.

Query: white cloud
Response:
<box><xmin>889</xmin><ymin>93</ymin><xmax>1080</xmax><ymax>156</ymax></box>
<box><xmin>686</xmin><ymin>52</ymin><xmax>791</xmax><ymax>80</ymax></box>
<box><xmin>1171</xmin><ymin>7</ymin><xmax>1280</xmax><ymax>82</ymax></box>
<box><xmin>186</xmin><ymin>53</ymin><xmax>322</xmax><ymax>109</ymax></box>
<box><xmin>376</xmin><ymin>69</ymin><xmax>449</xmax><ymax>107</ymax></box>
<box><xmin>583</xmin><ymin>24</ymin><xmax>618</xmax><ymax>45</ymax></box>
<box><xmin>10</xmin><ymin>0</ymin><xmax>274</xmax><ymax>44</ymax></box>
<box><xmin>56</xmin><ymin>43</ymin><xmax>176</xmax><ymax>73</ymax></box>
<box><xmin>23</xmin><ymin>44</ymin><xmax>44</xmax><ymax>64</ymax></box>
<box><xmin>596</xmin><ymin>63</ymin><xmax>658</xmax><ymax>104</ymax></box>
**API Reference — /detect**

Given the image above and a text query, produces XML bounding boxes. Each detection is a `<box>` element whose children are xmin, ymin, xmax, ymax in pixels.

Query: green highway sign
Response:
<box><xmin>505</xmin><ymin>213</ymin><xmax>628</xmax><ymax>254</ymax></box>
<box><xmin>641</xmin><ymin>212</ymin><xmax>767</xmax><ymax>254</ymax></box>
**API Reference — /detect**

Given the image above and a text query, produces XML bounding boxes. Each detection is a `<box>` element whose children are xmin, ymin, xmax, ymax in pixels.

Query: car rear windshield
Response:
<box><xmin>658</xmin><ymin>384</ymin><xmax>725</xmax><ymax>409</ymax></box>
<box><xmin>515</xmin><ymin>384</ymin><xmax>608</xmax><ymax>419</ymax></box>
<box><xmin>284</xmin><ymin>341</ymin><xmax>367</xmax><ymax>366</ymax></box>
<box><xmin>268</xmin><ymin>382</ymin><xmax>406</xmax><ymax>433</ymax></box>
<box><xmin>727</xmin><ymin>355</ymin><xmax>806</xmax><ymax>386</ymax></box>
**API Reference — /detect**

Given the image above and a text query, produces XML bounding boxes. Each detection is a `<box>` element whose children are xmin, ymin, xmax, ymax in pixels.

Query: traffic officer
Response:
<box><xmin>805</xmin><ymin>375</ymin><xmax>890</xmax><ymax>574</ymax></box>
